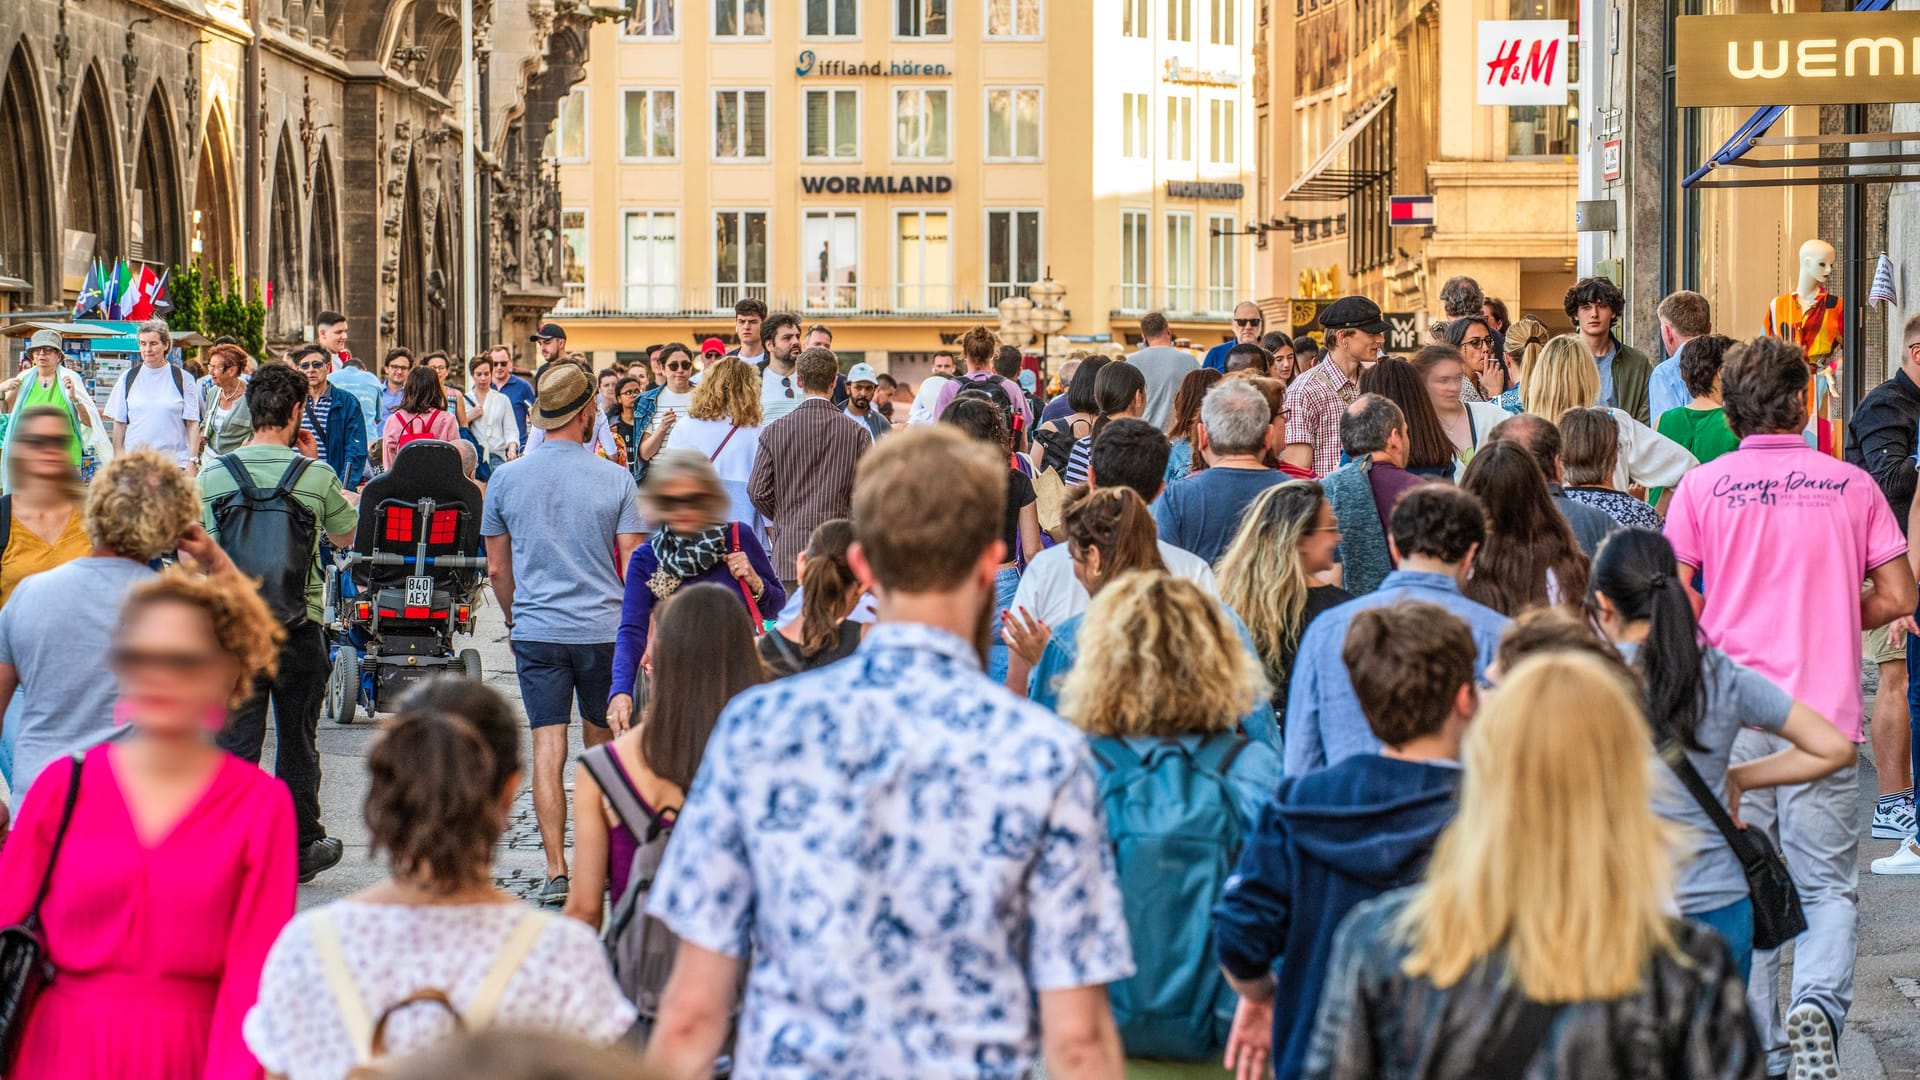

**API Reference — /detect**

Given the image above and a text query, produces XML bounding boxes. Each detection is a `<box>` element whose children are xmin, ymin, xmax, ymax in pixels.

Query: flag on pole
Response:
<box><xmin>112</xmin><ymin>262</ymin><xmax>139</xmax><ymax>319</ymax></box>
<box><xmin>99</xmin><ymin>259</ymin><xmax>121</xmax><ymax>317</ymax></box>
<box><xmin>129</xmin><ymin>265</ymin><xmax>159</xmax><ymax>321</ymax></box>
<box><xmin>148</xmin><ymin>268</ymin><xmax>173</xmax><ymax>317</ymax></box>
<box><xmin>72</xmin><ymin>261</ymin><xmax>104</xmax><ymax>319</ymax></box>
<box><xmin>1870</xmin><ymin>253</ymin><xmax>1898</xmax><ymax>308</ymax></box>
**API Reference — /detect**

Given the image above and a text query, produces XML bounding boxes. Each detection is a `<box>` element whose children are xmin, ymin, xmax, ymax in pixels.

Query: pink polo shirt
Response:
<box><xmin>1665</xmin><ymin>433</ymin><xmax>1907</xmax><ymax>742</ymax></box>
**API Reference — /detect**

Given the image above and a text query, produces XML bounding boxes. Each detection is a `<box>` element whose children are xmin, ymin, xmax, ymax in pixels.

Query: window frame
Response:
<box><xmin>619</xmin><ymin>88</ymin><xmax>679</xmax><ymax>162</ymax></box>
<box><xmin>985</xmin><ymin>0</ymin><xmax>1044</xmax><ymax>39</ymax></box>
<box><xmin>713</xmin><ymin>0</ymin><xmax>770</xmax><ymax>39</ymax></box>
<box><xmin>1206</xmin><ymin>212</ymin><xmax>1237</xmax><ymax>315</ymax></box>
<box><xmin>1164</xmin><ymin>210</ymin><xmax>1195</xmax><ymax>314</ymax></box>
<box><xmin>558</xmin><ymin>208</ymin><xmax>589</xmax><ymax>311</ymax></box>
<box><xmin>802</xmin><ymin>207</ymin><xmax>863</xmax><ymax>311</ymax></box>
<box><xmin>802</xmin><ymin>86</ymin><xmax>863</xmax><ymax>162</ymax></box>
<box><xmin>619</xmin><ymin>0</ymin><xmax>679</xmax><ymax>40</ymax></box>
<box><xmin>713</xmin><ymin>208</ymin><xmax>771</xmax><ymax>312</ymax></box>
<box><xmin>1122</xmin><ymin>0</ymin><xmax>1149</xmax><ymax>36</ymax></box>
<box><xmin>1209</xmin><ymin>0</ymin><xmax>1234</xmax><ymax>45</ymax></box>
<box><xmin>1208</xmin><ymin>97</ymin><xmax>1236</xmax><ymax>166</ymax></box>
<box><xmin>1166</xmin><ymin>0</ymin><xmax>1191</xmax><ymax>42</ymax></box>
<box><xmin>621</xmin><ymin>209</ymin><xmax>680</xmax><ymax>312</ymax></box>
<box><xmin>893</xmin><ymin>87</ymin><xmax>953</xmax><ymax>163</ymax></box>
<box><xmin>712</xmin><ymin>87</ymin><xmax>771</xmax><ymax>162</ymax></box>
<box><xmin>1165</xmin><ymin>94</ymin><xmax>1193</xmax><ymax>163</ymax></box>
<box><xmin>803</xmin><ymin>0</ymin><xmax>860</xmax><ymax>38</ymax></box>
<box><xmin>548</xmin><ymin>88</ymin><xmax>589</xmax><ymax>163</ymax></box>
<box><xmin>892</xmin><ymin>207</ymin><xmax>955</xmax><ymax>312</ymax></box>
<box><xmin>1120</xmin><ymin>208</ymin><xmax>1151</xmax><ymax>312</ymax></box>
<box><xmin>984</xmin><ymin>207</ymin><xmax>1044</xmax><ymax>308</ymax></box>
<box><xmin>1121</xmin><ymin>92</ymin><xmax>1149</xmax><ymax>159</ymax></box>
<box><xmin>984</xmin><ymin>86</ymin><xmax>1044</xmax><ymax>163</ymax></box>
<box><xmin>894</xmin><ymin>0</ymin><xmax>952</xmax><ymax>39</ymax></box>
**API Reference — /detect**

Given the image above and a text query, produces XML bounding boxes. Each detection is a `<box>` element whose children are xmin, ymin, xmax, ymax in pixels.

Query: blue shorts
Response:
<box><xmin>512</xmin><ymin>640</ymin><xmax>615</xmax><ymax>729</ymax></box>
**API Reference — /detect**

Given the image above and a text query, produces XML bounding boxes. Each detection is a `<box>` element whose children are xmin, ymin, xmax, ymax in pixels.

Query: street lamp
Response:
<box><xmin>1025</xmin><ymin>270</ymin><xmax>1067</xmax><ymax>374</ymax></box>
<box><xmin>998</xmin><ymin>294</ymin><xmax>1035</xmax><ymax>349</ymax></box>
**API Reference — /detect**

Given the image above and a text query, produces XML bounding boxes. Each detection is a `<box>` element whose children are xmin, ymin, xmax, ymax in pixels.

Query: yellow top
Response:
<box><xmin>0</xmin><ymin>507</ymin><xmax>90</xmax><ymax>609</ymax></box>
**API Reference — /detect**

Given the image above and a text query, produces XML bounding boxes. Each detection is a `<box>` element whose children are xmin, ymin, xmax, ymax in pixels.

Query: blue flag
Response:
<box><xmin>72</xmin><ymin>261</ymin><xmax>103</xmax><ymax>319</ymax></box>
<box><xmin>99</xmin><ymin>259</ymin><xmax>121</xmax><ymax>317</ymax></box>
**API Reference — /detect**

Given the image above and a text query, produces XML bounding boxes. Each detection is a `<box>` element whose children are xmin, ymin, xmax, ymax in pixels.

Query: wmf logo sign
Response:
<box><xmin>796</xmin><ymin>50</ymin><xmax>952</xmax><ymax>77</ymax></box>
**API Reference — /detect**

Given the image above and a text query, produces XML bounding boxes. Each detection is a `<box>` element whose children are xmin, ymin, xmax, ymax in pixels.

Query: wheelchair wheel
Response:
<box><xmin>328</xmin><ymin>650</ymin><xmax>359</xmax><ymax>725</ymax></box>
<box><xmin>460</xmin><ymin>648</ymin><xmax>483</xmax><ymax>683</ymax></box>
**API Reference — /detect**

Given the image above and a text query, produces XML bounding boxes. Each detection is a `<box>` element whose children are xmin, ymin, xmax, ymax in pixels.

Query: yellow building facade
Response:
<box><xmin>552</xmin><ymin>0</ymin><xmax>1256</xmax><ymax>376</ymax></box>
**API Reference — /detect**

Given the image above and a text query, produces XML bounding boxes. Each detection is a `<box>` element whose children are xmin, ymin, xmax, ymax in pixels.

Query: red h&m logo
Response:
<box><xmin>1484</xmin><ymin>36</ymin><xmax>1559</xmax><ymax>88</ymax></box>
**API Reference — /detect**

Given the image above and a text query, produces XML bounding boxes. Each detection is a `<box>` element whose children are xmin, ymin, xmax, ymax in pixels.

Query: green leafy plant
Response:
<box><xmin>166</xmin><ymin>263</ymin><xmax>264</xmax><ymax>358</ymax></box>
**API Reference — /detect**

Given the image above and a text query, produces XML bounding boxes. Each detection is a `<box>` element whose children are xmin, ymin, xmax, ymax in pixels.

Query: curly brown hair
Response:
<box><xmin>85</xmin><ymin>449</ymin><xmax>201</xmax><ymax>563</ymax></box>
<box><xmin>688</xmin><ymin>357</ymin><xmax>764</xmax><ymax>427</ymax></box>
<box><xmin>119</xmin><ymin>568</ymin><xmax>285</xmax><ymax>706</ymax></box>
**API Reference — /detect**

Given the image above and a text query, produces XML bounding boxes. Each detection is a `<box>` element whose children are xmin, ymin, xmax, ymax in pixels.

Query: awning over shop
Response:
<box><xmin>1286</xmin><ymin>89</ymin><xmax>1395</xmax><ymax>202</ymax></box>
<box><xmin>1681</xmin><ymin>0</ymin><xmax>1893</xmax><ymax>189</ymax></box>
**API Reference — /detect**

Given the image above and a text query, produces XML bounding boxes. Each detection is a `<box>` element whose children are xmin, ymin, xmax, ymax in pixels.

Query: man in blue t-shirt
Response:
<box><xmin>1203</xmin><ymin>300</ymin><xmax>1267</xmax><ymax>372</ymax></box>
<box><xmin>489</xmin><ymin>342</ymin><xmax>538</xmax><ymax>447</ymax></box>
<box><xmin>1153</xmin><ymin>378</ymin><xmax>1288</xmax><ymax>563</ymax></box>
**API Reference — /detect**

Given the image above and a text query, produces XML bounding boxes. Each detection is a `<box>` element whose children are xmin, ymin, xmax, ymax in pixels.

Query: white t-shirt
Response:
<box><xmin>649</xmin><ymin>388</ymin><xmax>695</xmax><ymax>432</ymax></box>
<box><xmin>909</xmin><ymin>375</ymin><xmax>952</xmax><ymax>425</ymax></box>
<box><xmin>243</xmin><ymin>901</ymin><xmax>636</xmax><ymax>1080</ymax></box>
<box><xmin>759</xmin><ymin>363</ymin><xmax>804</xmax><ymax>425</ymax></box>
<box><xmin>105</xmin><ymin>362</ymin><xmax>201</xmax><ymax>466</ymax></box>
<box><xmin>1011</xmin><ymin>539</ymin><xmax>1218</xmax><ymax>629</ymax></box>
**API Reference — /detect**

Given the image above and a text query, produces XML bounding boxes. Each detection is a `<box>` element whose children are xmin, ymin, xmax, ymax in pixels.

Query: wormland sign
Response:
<box><xmin>801</xmin><ymin>174</ymin><xmax>953</xmax><ymax>194</ymax></box>
<box><xmin>1676</xmin><ymin>12</ymin><xmax>1920</xmax><ymax>106</ymax></box>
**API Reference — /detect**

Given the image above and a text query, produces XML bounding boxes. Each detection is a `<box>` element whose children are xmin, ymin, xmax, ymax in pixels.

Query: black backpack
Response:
<box><xmin>209</xmin><ymin>453</ymin><xmax>318</xmax><ymax>627</ymax></box>
<box><xmin>951</xmin><ymin>374</ymin><xmax>1026</xmax><ymax>436</ymax></box>
<box><xmin>120</xmin><ymin>361</ymin><xmax>187</xmax><ymax>400</ymax></box>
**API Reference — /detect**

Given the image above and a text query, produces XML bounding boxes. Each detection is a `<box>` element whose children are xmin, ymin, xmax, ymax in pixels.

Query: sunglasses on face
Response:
<box><xmin>668</xmin><ymin>360</ymin><xmax>695</xmax><ymax>371</ymax></box>
<box><xmin>1461</xmin><ymin>336</ymin><xmax>1491</xmax><ymax>350</ymax></box>
<box><xmin>1234</xmin><ymin>318</ymin><xmax>1262</xmax><ymax>327</ymax></box>
<box><xmin>652</xmin><ymin>493</ymin><xmax>705</xmax><ymax>511</ymax></box>
<box><xmin>299</xmin><ymin>360</ymin><xmax>328</xmax><ymax>371</ymax></box>
<box><xmin>108</xmin><ymin>645</ymin><xmax>225</xmax><ymax>677</ymax></box>
<box><xmin>13</xmin><ymin>432</ymin><xmax>65</xmax><ymax>450</ymax></box>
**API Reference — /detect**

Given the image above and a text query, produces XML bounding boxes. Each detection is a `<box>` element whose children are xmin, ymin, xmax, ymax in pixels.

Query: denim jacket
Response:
<box><xmin>312</xmin><ymin>386</ymin><xmax>368</xmax><ymax>489</ymax></box>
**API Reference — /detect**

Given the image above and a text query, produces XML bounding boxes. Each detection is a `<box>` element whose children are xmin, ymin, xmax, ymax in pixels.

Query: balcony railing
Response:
<box><xmin>1109</xmin><ymin>286</ymin><xmax>1236</xmax><ymax>320</ymax></box>
<box><xmin>554</xmin><ymin>285</ymin><xmax>1002</xmax><ymax>319</ymax></box>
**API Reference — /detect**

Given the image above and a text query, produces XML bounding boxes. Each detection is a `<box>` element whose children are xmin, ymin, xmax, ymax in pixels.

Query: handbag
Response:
<box><xmin>727</xmin><ymin>523</ymin><xmax>764</xmax><ymax>636</ymax></box>
<box><xmin>1658</xmin><ymin>741</ymin><xmax>1807</xmax><ymax>950</ymax></box>
<box><xmin>0</xmin><ymin>754</ymin><xmax>85</xmax><ymax>1070</ymax></box>
<box><xmin>1031</xmin><ymin>465</ymin><xmax>1067</xmax><ymax>542</ymax></box>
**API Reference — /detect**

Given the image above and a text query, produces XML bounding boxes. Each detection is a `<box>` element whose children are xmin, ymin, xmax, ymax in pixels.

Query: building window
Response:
<box><xmin>804</xmin><ymin>89</ymin><xmax>860</xmax><ymax>159</ymax></box>
<box><xmin>986</xmin><ymin>89</ymin><xmax>1041</xmax><ymax>162</ymax></box>
<box><xmin>623</xmin><ymin>210</ymin><xmax>677</xmax><ymax>311</ymax></box>
<box><xmin>895</xmin><ymin>88</ymin><xmax>950</xmax><ymax>160</ymax></box>
<box><xmin>1122</xmin><ymin>93</ymin><xmax>1149</xmax><ymax>159</ymax></box>
<box><xmin>1165</xmin><ymin>213</ymin><xmax>1194</xmax><ymax>312</ymax></box>
<box><xmin>895</xmin><ymin>210</ymin><xmax>951</xmax><ymax>311</ymax></box>
<box><xmin>1167</xmin><ymin>0</ymin><xmax>1191</xmax><ymax>41</ymax></box>
<box><xmin>987</xmin><ymin>0</ymin><xmax>1041</xmax><ymax>36</ymax></box>
<box><xmin>987</xmin><ymin>209</ymin><xmax>1041</xmax><ymax>307</ymax></box>
<box><xmin>1123</xmin><ymin>0</ymin><xmax>1148</xmax><ymax>36</ymax></box>
<box><xmin>1505</xmin><ymin>0</ymin><xmax>1577</xmax><ymax>157</ymax></box>
<box><xmin>1209</xmin><ymin>99</ymin><xmax>1235</xmax><ymax>164</ymax></box>
<box><xmin>1121</xmin><ymin>210</ymin><xmax>1149</xmax><ymax>312</ymax></box>
<box><xmin>715</xmin><ymin>0</ymin><xmax>767</xmax><ymax>36</ymax></box>
<box><xmin>896</xmin><ymin>0</ymin><xmax>949</xmax><ymax>37</ymax></box>
<box><xmin>715</xmin><ymin>210</ymin><xmax>769</xmax><ymax>310</ymax></box>
<box><xmin>806</xmin><ymin>0</ymin><xmax>857</xmax><ymax>36</ymax></box>
<box><xmin>557</xmin><ymin>211</ymin><xmax>587</xmax><ymax>310</ymax></box>
<box><xmin>1350</xmin><ymin>100</ymin><xmax>1393</xmax><ymax>274</ymax></box>
<box><xmin>804</xmin><ymin>210</ymin><xmax>860</xmax><ymax>309</ymax></box>
<box><xmin>1207</xmin><ymin>213</ymin><xmax>1236</xmax><ymax>314</ymax></box>
<box><xmin>621</xmin><ymin>90</ymin><xmax>676</xmax><ymax>159</ymax></box>
<box><xmin>544</xmin><ymin>89</ymin><xmax>586</xmax><ymax>162</ymax></box>
<box><xmin>625</xmin><ymin>0</ymin><xmax>676</xmax><ymax>37</ymax></box>
<box><xmin>1209</xmin><ymin>0</ymin><xmax>1233</xmax><ymax>44</ymax></box>
<box><xmin>1166</xmin><ymin>96</ymin><xmax>1193</xmax><ymax>162</ymax></box>
<box><xmin>714</xmin><ymin>89</ymin><xmax>769</xmax><ymax>160</ymax></box>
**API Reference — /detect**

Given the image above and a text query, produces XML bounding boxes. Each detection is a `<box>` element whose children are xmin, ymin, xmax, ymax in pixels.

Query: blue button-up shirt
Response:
<box><xmin>1595</xmin><ymin>339</ymin><xmax>1619</xmax><ymax>410</ymax></box>
<box><xmin>650</xmin><ymin>621</ymin><xmax>1135</xmax><ymax>1078</ymax></box>
<box><xmin>1648</xmin><ymin>341</ymin><xmax>1690</xmax><ymax>423</ymax></box>
<box><xmin>1283</xmin><ymin>570</ymin><xmax>1510</xmax><ymax>776</ymax></box>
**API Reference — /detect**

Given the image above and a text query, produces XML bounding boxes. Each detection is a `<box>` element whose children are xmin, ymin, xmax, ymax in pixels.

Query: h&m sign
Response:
<box><xmin>1677</xmin><ymin>12</ymin><xmax>1920</xmax><ymax>106</ymax></box>
<box><xmin>801</xmin><ymin>175</ymin><xmax>954</xmax><ymax>195</ymax></box>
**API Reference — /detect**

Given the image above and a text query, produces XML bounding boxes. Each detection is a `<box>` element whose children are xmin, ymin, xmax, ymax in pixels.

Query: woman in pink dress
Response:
<box><xmin>381</xmin><ymin>366</ymin><xmax>460</xmax><ymax>465</ymax></box>
<box><xmin>0</xmin><ymin>567</ymin><xmax>295</xmax><ymax>1079</ymax></box>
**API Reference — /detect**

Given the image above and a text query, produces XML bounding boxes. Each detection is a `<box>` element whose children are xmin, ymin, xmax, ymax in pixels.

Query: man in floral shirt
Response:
<box><xmin>646</xmin><ymin>426</ymin><xmax>1134</xmax><ymax>1079</ymax></box>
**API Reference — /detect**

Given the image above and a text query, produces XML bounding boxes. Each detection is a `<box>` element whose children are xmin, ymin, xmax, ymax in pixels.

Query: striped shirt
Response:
<box><xmin>303</xmin><ymin>391</ymin><xmax>334</xmax><ymax>443</ymax></box>
<box><xmin>747</xmin><ymin>397</ymin><xmax>874</xmax><ymax>581</ymax></box>
<box><xmin>1282</xmin><ymin>356</ymin><xmax>1361</xmax><ymax>476</ymax></box>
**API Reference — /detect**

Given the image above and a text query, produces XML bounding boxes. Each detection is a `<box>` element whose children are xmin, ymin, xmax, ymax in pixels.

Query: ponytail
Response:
<box><xmin>797</xmin><ymin>519</ymin><xmax>858</xmax><ymax>656</ymax></box>
<box><xmin>365</xmin><ymin>679</ymin><xmax>523</xmax><ymax>893</ymax></box>
<box><xmin>1090</xmin><ymin>362</ymin><xmax>1147</xmax><ymax>442</ymax></box>
<box><xmin>1587</xmin><ymin>528</ymin><xmax>1706</xmax><ymax>751</ymax></box>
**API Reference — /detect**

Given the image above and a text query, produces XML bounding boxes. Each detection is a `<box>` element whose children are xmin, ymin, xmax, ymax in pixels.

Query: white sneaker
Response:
<box><xmin>1871</xmin><ymin>837</ymin><xmax>1920</xmax><ymax>874</ymax></box>
<box><xmin>1871</xmin><ymin>798</ymin><xmax>1915</xmax><ymax>839</ymax></box>
<box><xmin>1785</xmin><ymin>1002</ymin><xmax>1839</xmax><ymax>1079</ymax></box>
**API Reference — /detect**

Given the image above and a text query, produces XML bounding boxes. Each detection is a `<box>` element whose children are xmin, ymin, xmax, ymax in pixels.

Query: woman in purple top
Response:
<box><xmin>567</xmin><ymin>583</ymin><xmax>765</xmax><ymax>926</ymax></box>
<box><xmin>607</xmin><ymin>450</ymin><xmax>784</xmax><ymax>733</ymax></box>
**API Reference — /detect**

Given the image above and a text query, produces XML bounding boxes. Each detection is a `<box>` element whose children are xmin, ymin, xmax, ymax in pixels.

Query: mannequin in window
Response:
<box><xmin>1765</xmin><ymin>239</ymin><xmax>1843</xmax><ymax>454</ymax></box>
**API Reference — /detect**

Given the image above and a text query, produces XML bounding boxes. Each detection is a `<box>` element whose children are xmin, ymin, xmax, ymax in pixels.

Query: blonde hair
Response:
<box><xmin>1504</xmin><ymin>313</ymin><xmax>1551</xmax><ymax>366</ymax></box>
<box><xmin>687</xmin><ymin>357</ymin><xmax>763</xmax><ymax>427</ymax></box>
<box><xmin>120</xmin><ymin>567</ymin><xmax>286</xmax><ymax>706</ymax></box>
<box><xmin>1398</xmin><ymin>651</ymin><xmax>1681</xmax><ymax>1002</ymax></box>
<box><xmin>1215</xmin><ymin>481</ymin><xmax>1326</xmax><ymax>678</ymax></box>
<box><xmin>1520</xmin><ymin>334</ymin><xmax>1601</xmax><ymax>423</ymax></box>
<box><xmin>1059</xmin><ymin>572</ymin><xmax>1266</xmax><ymax>737</ymax></box>
<box><xmin>85</xmin><ymin>449</ymin><xmax>201</xmax><ymax>563</ymax></box>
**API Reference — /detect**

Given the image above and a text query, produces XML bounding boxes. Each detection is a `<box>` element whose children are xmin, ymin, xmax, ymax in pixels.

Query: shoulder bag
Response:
<box><xmin>1659</xmin><ymin>741</ymin><xmax>1806</xmax><ymax>950</ymax></box>
<box><xmin>0</xmin><ymin>753</ymin><xmax>84</xmax><ymax>1070</ymax></box>
<box><xmin>727</xmin><ymin>523</ymin><xmax>764</xmax><ymax>635</ymax></box>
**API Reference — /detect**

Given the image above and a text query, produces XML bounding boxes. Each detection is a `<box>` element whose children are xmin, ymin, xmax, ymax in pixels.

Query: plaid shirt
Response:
<box><xmin>1283</xmin><ymin>356</ymin><xmax>1361</xmax><ymax>476</ymax></box>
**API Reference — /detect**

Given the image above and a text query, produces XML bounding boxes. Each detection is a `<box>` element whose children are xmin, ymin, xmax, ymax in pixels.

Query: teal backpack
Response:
<box><xmin>1089</xmin><ymin>733</ymin><xmax>1249</xmax><ymax>1061</ymax></box>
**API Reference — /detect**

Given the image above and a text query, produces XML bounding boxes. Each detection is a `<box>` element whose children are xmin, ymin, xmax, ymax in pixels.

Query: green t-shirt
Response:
<box><xmin>197</xmin><ymin>445</ymin><xmax>359</xmax><ymax>624</ymax></box>
<box><xmin>18</xmin><ymin>374</ymin><xmax>83</xmax><ymax>466</ymax></box>
<box><xmin>1656</xmin><ymin>405</ymin><xmax>1741</xmax><ymax>466</ymax></box>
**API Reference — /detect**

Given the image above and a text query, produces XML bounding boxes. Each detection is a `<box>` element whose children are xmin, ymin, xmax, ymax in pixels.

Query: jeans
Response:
<box><xmin>512</xmin><ymin>639</ymin><xmax>614</xmax><ymax>729</ymax></box>
<box><xmin>987</xmin><ymin>566</ymin><xmax>1021</xmax><ymax>684</ymax></box>
<box><xmin>0</xmin><ymin>698</ymin><xmax>16</xmax><ymax>785</ymax></box>
<box><xmin>219</xmin><ymin>622</ymin><xmax>330</xmax><ymax>849</ymax></box>
<box><xmin>1730</xmin><ymin>729</ymin><xmax>1858</xmax><ymax>1072</ymax></box>
<box><xmin>1689</xmin><ymin>896</ymin><xmax>1754</xmax><ymax>985</ymax></box>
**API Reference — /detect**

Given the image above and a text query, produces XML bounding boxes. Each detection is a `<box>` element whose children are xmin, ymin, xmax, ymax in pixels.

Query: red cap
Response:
<box><xmin>700</xmin><ymin>337</ymin><xmax>727</xmax><ymax>357</ymax></box>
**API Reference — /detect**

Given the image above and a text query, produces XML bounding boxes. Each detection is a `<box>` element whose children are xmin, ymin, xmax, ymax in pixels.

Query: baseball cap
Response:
<box><xmin>531</xmin><ymin>360</ymin><xmax>594</xmax><ymax>430</ymax></box>
<box><xmin>700</xmin><ymin>337</ymin><xmax>728</xmax><ymax>357</ymax></box>
<box><xmin>529</xmin><ymin>322</ymin><xmax>567</xmax><ymax>342</ymax></box>
<box><xmin>846</xmin><ymin>363</ymin><xmax>879</xmax><ymax>386</ymax></box>
<box><xmin>1319</xmin><ymin>296</ymin><xmax>1391</xmax><ymax>336</ymax></box>
<box><xmin>1017</xmin><ymin>369</ymin><xmax>1037</xmax><ymax>393</ymax></box>
<box><xmin>25</xmin><ymin>329</ymin><xmax>62</xmax><ymax>353</ymax></box>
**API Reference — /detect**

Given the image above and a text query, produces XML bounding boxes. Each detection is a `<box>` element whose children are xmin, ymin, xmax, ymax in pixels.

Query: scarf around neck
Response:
<box><xmin>651</xmin><ymin>524</ymin><xmax>729</xmax><ymax>581</ymax></box>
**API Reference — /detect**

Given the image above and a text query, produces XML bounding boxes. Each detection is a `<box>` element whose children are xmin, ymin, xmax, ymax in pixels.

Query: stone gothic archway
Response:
<box><xmin>0</xmin><ymin>40</ymin><xmax>54</xmax><ymax>302</ymax></box>
<box><xmin>132</xmin><ymin>89</ymin><xmax>184</xmax><ymax>269</ymax></box>
<box><xmin>268</xmin><ymin>131</ymin><xmax>304</xmax><ymax>343</ymax></box>
<box><xmin>65</xmin><ymin>68</ymin><xmax>122</xmax><ymax>274</ymax></box>
<box><xmin>308</xmin><ymin>139</ymin><xmax>341</xmax><ymax>319</ymax></box>
<box><xmin>194</xmin><ymin>100</ymin><xmax>239</xmax><ymax>278</ymax></box>
<box><xmin>395</xmin><ymin>156</ymin><xmax>427</xmax><ymax>350</ymax></box>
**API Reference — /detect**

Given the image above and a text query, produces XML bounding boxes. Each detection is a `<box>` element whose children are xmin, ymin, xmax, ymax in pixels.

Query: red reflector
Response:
<box><xmin>355</xmin><ymin>602</ymin><xmax>371</xmax><ymax>619</ymax></box>
<box><xmin>403</xmin><ymin>606</ymin><xmax>433</xmax><ymax>619</ymax></box>
<box><xmin>429</xmin><ymin>509</ymin><xmax>460</xmax><ymax>545</ymax></box>
<box><xmin>378</xmin><ymin>608</ymin><xmax>400</xmax><ymax>618</ymax></box>
<box><xmin>383</xmin><ymin>506</ymin><xmax>415</xmax><ymax>543</ymax></box>
<box><xmin>457</xmin><ymin>606</ymin><xmax>470</xmax><ymax>622</ymax></box>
